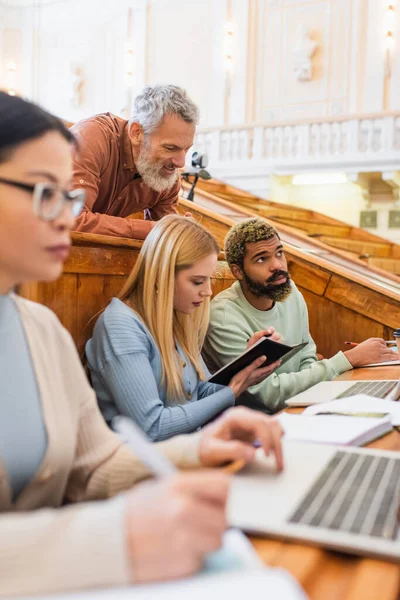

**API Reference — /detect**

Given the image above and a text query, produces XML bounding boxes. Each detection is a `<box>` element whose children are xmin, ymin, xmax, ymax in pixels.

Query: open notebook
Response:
<box><xmin>277</xmin><ymin>412</ymin><xmax>392</xmax><ymax>446</ymax></box>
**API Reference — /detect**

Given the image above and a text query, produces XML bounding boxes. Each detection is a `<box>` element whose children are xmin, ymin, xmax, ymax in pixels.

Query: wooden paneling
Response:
<box><xmin>19</xmin><ymin>238</ymin><xmax>236</xmax><ymax>356</ymax></box>
<box><xmin>286</xmin><ymin>259</ymin><xmax>331</xmax><ymax>297</ymax></box>
<box><xmin>299</xmin><ymin>288</ymin><xmax>387</xmax><ymax>358</ymax></box>
<box><xmin>325</xmin><ymin>276</ymin><xmax>400</xmax><ymax>329</ymax></box>
<box><xmin>64</xmin><ymin>246</ymin><xmax>137</xmax><ymax>275</ymax></box>
<box><xmin>75</xmin><ymin>274</ymin><xmax>126</xmax><ymax>355</ymax></box>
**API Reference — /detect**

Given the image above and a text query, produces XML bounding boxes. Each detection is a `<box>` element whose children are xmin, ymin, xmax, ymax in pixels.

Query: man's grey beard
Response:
<box><xmin>243</xmin><ymin>269</ymin><xmax>292</xmax><ymax>302</ymax></box>
<box><xmin>135</xmin><ymin>146</ymin><xmax>180</xmax><ymax>193</ymax></box>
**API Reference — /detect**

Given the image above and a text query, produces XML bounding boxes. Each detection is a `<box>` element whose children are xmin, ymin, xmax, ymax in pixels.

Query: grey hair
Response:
<box><xmin>129</xmin><ymin>85</ymin><xmax>199</xmax><ymax>134</ymax></box>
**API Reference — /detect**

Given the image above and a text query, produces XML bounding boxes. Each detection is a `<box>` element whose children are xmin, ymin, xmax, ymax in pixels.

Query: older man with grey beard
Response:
<box><xmin>71</xmin><ymin>85</ymin><xmax>198</xmax><ymax>239</ymax></box>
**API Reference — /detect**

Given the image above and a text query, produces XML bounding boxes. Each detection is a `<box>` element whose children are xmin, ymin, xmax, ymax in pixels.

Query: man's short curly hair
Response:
<box><xmin>225</xmin><ymin>218</ymin><xmax>279</xmax><ymax>268</ymax></box>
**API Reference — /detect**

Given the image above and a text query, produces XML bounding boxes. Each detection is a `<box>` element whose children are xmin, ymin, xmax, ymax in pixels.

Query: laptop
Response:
<box><xmin>285</xmin><ymin>379</ymin><xmax>399</xmax><ymax>407</ymax></box>
<box><xmin>228</xmin><ymin>440</ymin><xmax>400</xmax><ymax>561</ymax></box>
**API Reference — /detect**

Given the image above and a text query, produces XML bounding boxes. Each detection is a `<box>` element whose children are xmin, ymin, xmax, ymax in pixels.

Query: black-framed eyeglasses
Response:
<box><xmin>0</xmin><ymin>177</ymin><xmax>86</xmax><ymax>221</ymax></box>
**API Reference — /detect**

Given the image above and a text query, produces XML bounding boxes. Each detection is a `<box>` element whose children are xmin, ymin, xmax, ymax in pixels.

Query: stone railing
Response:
<box><xmin>194</xmin><ymin>112</ymin><xmax>400</xmax><ymax>174</ymax></box>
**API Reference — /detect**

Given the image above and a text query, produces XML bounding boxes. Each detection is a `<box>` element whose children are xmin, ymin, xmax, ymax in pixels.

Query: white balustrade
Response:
<box><xmin>193</xmin><ymin>113</ymin><xmax>400</xmax><ymax>175</ymax></box>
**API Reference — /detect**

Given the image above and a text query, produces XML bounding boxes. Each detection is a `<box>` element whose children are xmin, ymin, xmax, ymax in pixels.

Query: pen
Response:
<box><xmin>344</xmin><ymin>341</ymin><xmax>397</xmax><ymax>346</ymax></box>
<box><xmin>113</xmin><ymin>416</ymin><xmax>177</xmax><ymax>477</ymax></box>
<box><xmin>313</xmin><ymin>411</ymin><xmax>390</xmax><ymax>418</ymax></box>
<box><xmin>247</xmin><ymin>332</ymin><xmax>273</xmax><ymax>342</ymax></box>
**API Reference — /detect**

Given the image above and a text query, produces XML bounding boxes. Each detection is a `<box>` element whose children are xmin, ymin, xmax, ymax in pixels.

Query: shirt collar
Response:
<box><xmin>122</xmin><ymin>122</ymin><xmax>137</xmax><ymax>173</ymax></box>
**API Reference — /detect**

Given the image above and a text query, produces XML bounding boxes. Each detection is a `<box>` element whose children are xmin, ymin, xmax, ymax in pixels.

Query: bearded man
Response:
<box><xmin>203</xmin><ymin>218</ymin><xmax>391</xmax><ymax>413</ymax></box>
<box><xmin>70</xmin><ymin>85</ymin><xmax>197</xmax><ymax>238</ymax></box>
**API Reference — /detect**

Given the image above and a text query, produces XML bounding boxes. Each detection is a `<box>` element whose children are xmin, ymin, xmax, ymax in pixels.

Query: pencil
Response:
<box><xmin>344</xmin><ymin>341</ymin><xmax>397</xmax><ymax>347</ymax></box>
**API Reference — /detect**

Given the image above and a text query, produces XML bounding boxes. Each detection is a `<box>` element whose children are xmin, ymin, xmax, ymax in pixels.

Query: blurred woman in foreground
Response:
<box><xmin>0</xmin><ymin>92</ymin><xmax>283</xmax><ymax>597</ymax></box>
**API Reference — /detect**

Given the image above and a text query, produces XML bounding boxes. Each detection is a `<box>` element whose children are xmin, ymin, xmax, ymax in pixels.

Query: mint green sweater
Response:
<box><xmin>203</xmin><ymin>281</ymin><xmax>352</xmax><ymax>413</ymax></box>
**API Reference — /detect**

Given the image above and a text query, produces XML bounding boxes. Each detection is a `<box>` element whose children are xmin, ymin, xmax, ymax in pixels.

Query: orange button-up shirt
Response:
<box><xmin>71</xmin><ymin>113</ymin><xmax>180</xmax><ymax>239</ymax></box>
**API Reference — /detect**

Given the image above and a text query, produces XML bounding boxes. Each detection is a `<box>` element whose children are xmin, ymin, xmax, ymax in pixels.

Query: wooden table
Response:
<box><xmin>250</xmin><ymin>366</ymin><xmax>400</xmax><ymax>600</ymax></box>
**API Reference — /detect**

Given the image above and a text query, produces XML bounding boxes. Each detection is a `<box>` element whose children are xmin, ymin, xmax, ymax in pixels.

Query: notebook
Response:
<box><xmin>359</xmin><ymin>360</ymin><xmax>400</xmax><ymax>367</ymax></box>
<box><xmin>208</xmin><ymin>337</ymin><xmax>308</xmax><ymax>386</ymax></box>
<box><xmin>277</xmin><ymin>412</ymin><xmax>392</xmax><ymax>446</ymax></box>
<box><xmin>303</xmin><ymin>394</ymin><xmax>400</xmax><ymax>426</ymax></box>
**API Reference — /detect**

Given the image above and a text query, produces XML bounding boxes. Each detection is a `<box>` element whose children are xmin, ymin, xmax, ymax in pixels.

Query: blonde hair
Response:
<box><xmin>119</xmin><ymin>215</ymin><xmax>219</xmax><ymax>402</ymax></box>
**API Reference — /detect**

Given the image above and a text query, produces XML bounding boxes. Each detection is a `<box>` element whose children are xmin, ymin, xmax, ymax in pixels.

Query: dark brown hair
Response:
<box><xmin>0</xmin><ymin>92</ymin><xmax>74</xmax><ymax>163</ymax></box>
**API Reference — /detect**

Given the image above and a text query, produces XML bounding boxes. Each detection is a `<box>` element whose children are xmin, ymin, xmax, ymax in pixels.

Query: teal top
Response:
<box><xmin>86</xmin><ymin>298</ymin><xmax>235</xmax><ymax>441</ymax></box>
<box><xmin>203</xmin><ymin>281</ymin><xmax>352</xmax><ymax>413</ymax></box>
<box><xmin>0</xmin><ymin>294</ymin><xmax>47</xmax><ymax>499</ymax></box>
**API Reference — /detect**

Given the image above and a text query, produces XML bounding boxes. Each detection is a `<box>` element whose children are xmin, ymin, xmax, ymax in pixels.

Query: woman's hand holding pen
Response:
<box><xmin>344</xmin><ymin>337</ymin><xmax>400</xmax><ymax>367</ymax></box>
<box><xmin>198</xmin><ymin>406</ymin><xmax>284</xmax><ymax>471</ymax></box>
<box><xmin>126</xmin><ymin>471</ymin><xmax>229</xmax><ymax>583</ymax></box>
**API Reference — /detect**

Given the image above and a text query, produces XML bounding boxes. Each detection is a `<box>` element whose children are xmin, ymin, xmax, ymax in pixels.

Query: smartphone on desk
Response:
<box><xmin>208</xmin><ymin>337</ymin><xmax>308</xmax><ymax>387</ymax></box>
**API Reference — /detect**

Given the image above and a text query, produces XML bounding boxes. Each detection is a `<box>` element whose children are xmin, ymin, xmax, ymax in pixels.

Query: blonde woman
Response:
<box><xmin>86</xmin><ymin>216</ymin><xmax>281</xmax><ymax>441</ymax></box>
<box><xmin>0</xmin><ymin>92</ymin><xmax>284</xmax><ymax>597</ymax></box>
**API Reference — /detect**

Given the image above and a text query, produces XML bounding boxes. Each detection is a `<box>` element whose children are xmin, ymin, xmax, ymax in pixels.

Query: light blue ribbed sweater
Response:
<box><xmin>86</xmin><ymin>298</ymin><xmax>235</xmax><ymax>441</ymax></box>
<box><xmin>0</xmin><ymin>294</ymin><xmax>47</xmax><ymax>499</ymax></box>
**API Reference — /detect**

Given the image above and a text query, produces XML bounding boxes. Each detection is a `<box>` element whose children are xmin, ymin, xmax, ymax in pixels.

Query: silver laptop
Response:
<box><xmin>228</xmin><ymin>440</ymin><xmax>400</xmax><ymax>561</ymax></box>
<box><xmin>285</xmin><ymin>379</ymin><xmax>398</xmax><ymax>407</ymax></box>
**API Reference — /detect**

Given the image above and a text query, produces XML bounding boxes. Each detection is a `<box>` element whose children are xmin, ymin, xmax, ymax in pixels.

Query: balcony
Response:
<box><xmin>194</xmin><ymin>112</ymin><xmax>400</xmax><ymax>180</ymax></box>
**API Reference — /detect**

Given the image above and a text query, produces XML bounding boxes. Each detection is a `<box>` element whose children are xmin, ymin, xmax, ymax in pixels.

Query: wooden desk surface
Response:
<box><xmin>250</xmin><ymin>366</ymin><xmax>400</xmax><ymax>600</ymax></box>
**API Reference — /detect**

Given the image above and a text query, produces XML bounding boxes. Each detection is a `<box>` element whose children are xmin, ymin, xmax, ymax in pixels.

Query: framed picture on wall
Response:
<box><xmin>360</xmin><ymin>211</ymin><xmax>377</xmax><ymax>228</ymax></box>
<box><xmin>388</xmin><ymin>210</ymin><xmax>400</xmax><ymax>228</ymax></box>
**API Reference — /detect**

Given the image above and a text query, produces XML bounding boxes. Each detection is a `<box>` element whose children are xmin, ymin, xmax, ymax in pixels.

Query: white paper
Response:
<box><xmin>359</xmin><ymin>360</ymin><xmax>400</xmax><ymax>367</ymax></box>
<box><xmin>277</xmin><ymin>411</ymin><xmax>392</xmax><ymax>446</ymax></box>
<box><xmin>303</xmin><ymin>394</ymin><xmax>400</xmax><ymax>425</ymax></box>
<box><xmin>34</xmin><ymin>569</ymin><xmax>307</xmax><ymax>600</ymax></box>
<box><xmin>19</xmin><ymin>531</ymin><xmax>308</xmax><ymax>600</ymax></box>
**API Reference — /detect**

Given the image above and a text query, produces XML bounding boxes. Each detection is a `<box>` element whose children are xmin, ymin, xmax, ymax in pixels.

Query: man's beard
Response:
<box><xmin>243</xmin><ymin>269</ymin><xmax>292</xmax><ymax>302</ymax></box>
<box><xmin>135</xmin><ymin>145</ymin><xmax>179</xmax><ymax>193</ymax></box>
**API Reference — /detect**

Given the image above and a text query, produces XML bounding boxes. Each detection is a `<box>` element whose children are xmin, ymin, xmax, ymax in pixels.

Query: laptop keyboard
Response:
<box><xmin>335</xmin><ymin>380</ymin><xmax>396</xmax><ymax>399</ymax></box>
<box><xmin>288</xmin><ymin>451</ymin><xmax>400</xmax><ymax>540</ymax></box>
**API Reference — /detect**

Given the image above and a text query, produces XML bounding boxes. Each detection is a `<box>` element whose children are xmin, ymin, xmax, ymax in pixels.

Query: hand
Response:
<box><xmin>199</xmin><ymin>406</ymin><xmax>284</xmax><ymax>471</ymax></box>
<box><xmin>344</xmin><ymin>337</ymin><xmax>400</xmax><ymax>367</ymax></box>
<box><xmin>247</xmin><ymin>327</ymin><xmax>282</xmax><ymax>350</ymax></box>
<box><xmin>184</xmin><ymin>211</ymin><xmax>195</xmax><ymax>220</ymax></box>
<box><xmin>228</xmin><ymin>355</ymin><xmax>281</xmax><ymax>399</ymax></box>
<box><xmin>125</xmin><ymin>471</ymin><xmax>229</xmax><ymax>583</ymax></box>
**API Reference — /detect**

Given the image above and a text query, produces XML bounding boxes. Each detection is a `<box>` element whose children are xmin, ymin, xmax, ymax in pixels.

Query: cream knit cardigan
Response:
<box><xmin>0</xmin><ymin>296</ymin><xmax>201</xmax><ymax>597</ymax></box>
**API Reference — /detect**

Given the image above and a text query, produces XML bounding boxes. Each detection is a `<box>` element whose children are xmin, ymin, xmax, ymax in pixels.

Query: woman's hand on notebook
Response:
<box><xmin>198</xmin><ymin>406</ymin><xmax>284</xmax><ymax>471</ymax></box>
<box><xmin>247</xmin><ymin>327</ymin><xmax>282</xmax><ymax>350</ymax></box>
